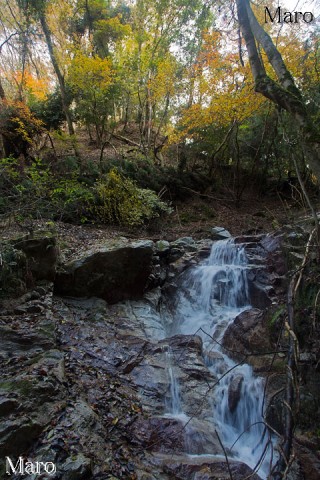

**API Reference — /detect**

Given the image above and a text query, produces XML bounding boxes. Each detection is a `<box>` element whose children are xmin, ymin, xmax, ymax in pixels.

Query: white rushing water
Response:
<box><xmin>165</xmin><ymin>347</ymin><xmax>183</xmax><ymax>416</ymax></box>
<box><xmin>165</xmin><ymin>238</ymin><xmax>275</xmax><ymax>479</ymax></box>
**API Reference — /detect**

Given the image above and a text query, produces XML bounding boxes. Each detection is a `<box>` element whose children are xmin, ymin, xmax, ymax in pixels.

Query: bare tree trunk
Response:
<box><xmin>236</xmin><ymin>0</ymin><xmax>320</xmax><ymax>181</ymax></box>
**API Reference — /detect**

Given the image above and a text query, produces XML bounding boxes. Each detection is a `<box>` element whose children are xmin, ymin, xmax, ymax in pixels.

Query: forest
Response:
<box><xmin>0</xmin><ymin>0</ymin><xmax>318</xmax><ymax>227</ymax></box>
<box><xmin>0</xmin><ymin>1</ymin><xmax>320</xmax><ymax>480</ymax></box>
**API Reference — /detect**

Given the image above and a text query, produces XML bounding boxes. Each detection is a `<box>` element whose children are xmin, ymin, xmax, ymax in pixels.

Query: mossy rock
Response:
<box><xmin>12</xmin><ymin>233</ymin><xmax>58</xmax><ymax>281</ymax></box>
<box><xmin>0</xmin><ymin>243</ymin><xmax>28</xmax><ymax>298</ymax></box>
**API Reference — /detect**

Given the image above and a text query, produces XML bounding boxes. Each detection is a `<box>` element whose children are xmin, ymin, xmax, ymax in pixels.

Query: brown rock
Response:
<box><xmin>150</xmin><ymin>453</ymin><xmax>262</xmax><ymax>479</ymax></box>
<box><xmin>130</xmin><ymin>417</ymin><xmax>187</xmax><ymax>453</ymax></box>
<box><xmin>222</xmin><ymin>308</ymin><xmax>272</xmax><ymax>370</ymax></box>
<box><xmin>228</xmin><ymin>374</ymin><xmax>244</xmax><ymax>413</ymax></box>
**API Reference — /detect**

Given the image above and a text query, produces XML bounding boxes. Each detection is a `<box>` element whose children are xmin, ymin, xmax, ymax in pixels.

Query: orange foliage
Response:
<box><xmin>15</xmin><ymin>70</ymin><xmax>49</xmax><ymax>100</ymax></box>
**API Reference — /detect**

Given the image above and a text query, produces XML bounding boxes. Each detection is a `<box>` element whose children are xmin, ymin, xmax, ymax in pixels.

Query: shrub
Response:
<box><xmin>51</xmin><ymin>178</ymin><xmax>94</xmax><ymax>222</ymax></box>
<box><xmin>30</xmin><ymin>88</ymin><xmax>67</xmax><ymax>130</ymax></box>
<box><xmin>0</xmin><ymin>100</ymin><xmax>44</xmax><ymax>158</ymax></box>
<box><xmin>93</xmin><ymin>168</ymin><xmax>172</xmax><ymax>226</ymax></box>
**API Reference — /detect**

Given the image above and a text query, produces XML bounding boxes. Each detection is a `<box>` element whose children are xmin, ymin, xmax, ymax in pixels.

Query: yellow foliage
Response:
<box><xmin>68</xmin><ymin>54</ymin><xmax>114</xmax><ymax>93</ymax></box>
<box><xmin>94</xmin><ymin>15</ymin><xmax>131</xmax><ymax>42</ymax></box>
<box><xmin>148</xmin><ymin>56</ymin><xmax>178</xmax><ymax>103</ymax></box>
<box><xmin>46</xmin><ymin>0</ymin><xmax>74</xmax><ymax>71</ymax></box>
<box><xmin>0</xmin><ymin>100</ymin><xmax>44</xmax><ymax>145</ymax></box>
<box><xmin>170</xmin><ymin>30</ymin><xmax>266</xmax><ymax>143</ymax></box>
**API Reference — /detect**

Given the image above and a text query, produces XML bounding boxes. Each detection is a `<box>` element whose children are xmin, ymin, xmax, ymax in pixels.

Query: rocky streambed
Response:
<box><xmin>0</xmin><ymin>228</ymin><xmax>319</xmax><ymax>479</ymax></box>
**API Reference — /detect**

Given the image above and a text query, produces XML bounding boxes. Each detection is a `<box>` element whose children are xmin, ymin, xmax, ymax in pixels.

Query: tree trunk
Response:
<box><xmin>0</xmin><ymin>78</ymin><xmax>11</xmax><ymax>158</ymax></box>
<box><xmin>0</xmin><ymin>76</ymin><xmax>6</xmax><ymax>101</ymax></box>
<box><xmin>236</xmin><ymin>0</ymin><xmax>320</xmax><ymax>182</ymax></box>
<box><xmin>39</xmin><ymin>15</ymin><xmax>75</xmax><ymax>136</ymax></box>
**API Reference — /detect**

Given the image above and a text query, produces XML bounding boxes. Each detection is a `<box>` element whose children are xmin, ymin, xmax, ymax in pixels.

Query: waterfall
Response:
<box><xmin>164</xmin><ymin>347</ymin><xmax>183</xmax><ymax>416</ymax></box>
<box><xmin>165</xmin><ymin>238</ymin><xmax>275</xmax><ymax>479</ymax></box>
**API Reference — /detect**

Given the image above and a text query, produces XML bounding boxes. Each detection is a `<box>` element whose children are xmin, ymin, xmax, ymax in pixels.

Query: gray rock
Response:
<box><xmin>62</xmin><ymin>453</ymin><xmax>91</xmax><ymax>480</ymax></box>
<box><xmin>210</xmin><ymin>227</ymin><xmax>231</xmax><ymax>240</ymax></box>
<box><xmin>172</xmin><ymin>237</ymin><xmax>197</xmax><ymax>253</ymax></box>
<box><xmin>155</xmin><ymin>240</ymin><xmax>170</xmax><ymax>255</ymax></box>
<box><xmin>172</xmin><ymin>237</ymin><xmax>195</xmax><ymax>246</ymax></box>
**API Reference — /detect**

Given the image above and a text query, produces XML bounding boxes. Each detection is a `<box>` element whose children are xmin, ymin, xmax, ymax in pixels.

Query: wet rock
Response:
<box><xmin>228</xmin><ymin>374</ymin><xmax>244</xmax><ymax>412</ymax></box>
<box><xmin>144</xmin><ymin>287</ymin><xmax>162</xmax><ymax>309</ymax></box>
<box><xmin>132</xmin><ymin>415</ymin><xmax>222</xmax><ymax>457</ymax></box>
<box><xmin>169</xmin><ymin>253</ymin><xmax>198</xmax><ymax>276</ymax></box>
<box><xmin>241</xmin><ymin>233</ymin><xmax>286</xmax><ymax>305</ymax></box>
<box><xmin>149</xmin><ymin>453</ymin><xmax>262</xmax><ymax>480</ymax></box>
<box><xmin>61</xmin><ymin>453</ymin><xmax>92</xmax><ymax>480</ymax></box>
<box><xmin>54</xmin><ymin>241</ymin><xmax>154</xmax><ymax>303</ymax></box>
<box><xmin>19</xmin><ymin>290</ymin><xmax>41</xmax><ymax>303</ymax></box>
<box><xmin>128</xmin><ymin>335</ymin><xmax>215</xmax><ymax>418</ymax></box>
<box><xmin>234</xmin><ymin>234</ymin><xmax>265</xmax><ymax>245</ymax></box>
<box><xmin>34</xmin><ymin>286</ymin><xmax>48</xmax><ymax>296</ymax></box>
<box><xmin>294</xmin><ymin>436</ymin><xmax>320</xmax><ymax>480</ymax></box>
<box><xmin>162</xmin><ymin>334</ymin><xmax>203</xmax><ymax>355</ymax></box>
<box><xmin>131</xmin><ymin>416</ymin><xmax>187</xmax><ymax>453</ymax></box>
<box><xmin>184</xmin><ymin>418</ymin><xmax>223</xmax><ymax>455</ymax></box>
<box><xmin>222</xmin><ymin>308</ymin><xmax>272</xmax><ymax>370</ymax></box>
<box><xmin>0</xmin><ymin>417</ymin><xmax>44</xmax><ymax>456</ymax></box>
<box><xmin>172</xmin><ymin>237</ymin><xmax>195</xmax><ymax>246</ymax></box>
<box><xmin>248</xmin><ymin>279</ymin><xmax>272</xmax><ymax>309</ymax></box>
<box><xmin>0</xmin><ymin>397</ymin><xmax>19</xmax><ymax>417</ymax></box>
<box><xmin>0</xmin><ymin>325</ymin><xmax>54</xmax><ymax>353</ymax></box>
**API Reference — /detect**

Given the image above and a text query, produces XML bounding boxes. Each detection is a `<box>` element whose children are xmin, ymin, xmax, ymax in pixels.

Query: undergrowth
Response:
<box><xmin>0</xmin><ymin>157</ymin><xmax>173</xmax><ymax>227</ymax></box>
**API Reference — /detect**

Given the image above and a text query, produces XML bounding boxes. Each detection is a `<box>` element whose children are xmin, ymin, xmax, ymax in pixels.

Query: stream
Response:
<box><xmin>162</xmin><ymin>238</ymin><xmax>276</xmax><ymax>479</ymax></box>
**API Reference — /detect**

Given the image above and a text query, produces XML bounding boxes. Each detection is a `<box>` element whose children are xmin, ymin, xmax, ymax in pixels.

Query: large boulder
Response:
<box><xmin>234</xmin><ymin>234</ymin><xmax>286</xmax><ymax>309</ymax></box>
<box><xmin>222</xmin><ymin>308</ymin><xmax>272</xmax><ymax>371</ymax></box>
<box><xmin>54</xmin><ymin>240</ymin><xmax>154</xmax><ymax>303</ymax></box>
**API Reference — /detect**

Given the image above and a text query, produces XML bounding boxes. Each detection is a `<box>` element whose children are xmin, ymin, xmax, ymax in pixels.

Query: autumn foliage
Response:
<box><xmin>0</xmin><ymin>0</ymin><xmax>319</xmax><ymax>198</ymax></box>
<box><xmin>0</xmin><ymin>100</ymin><xmax>44</xmax><ymax>158</ymax></box>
